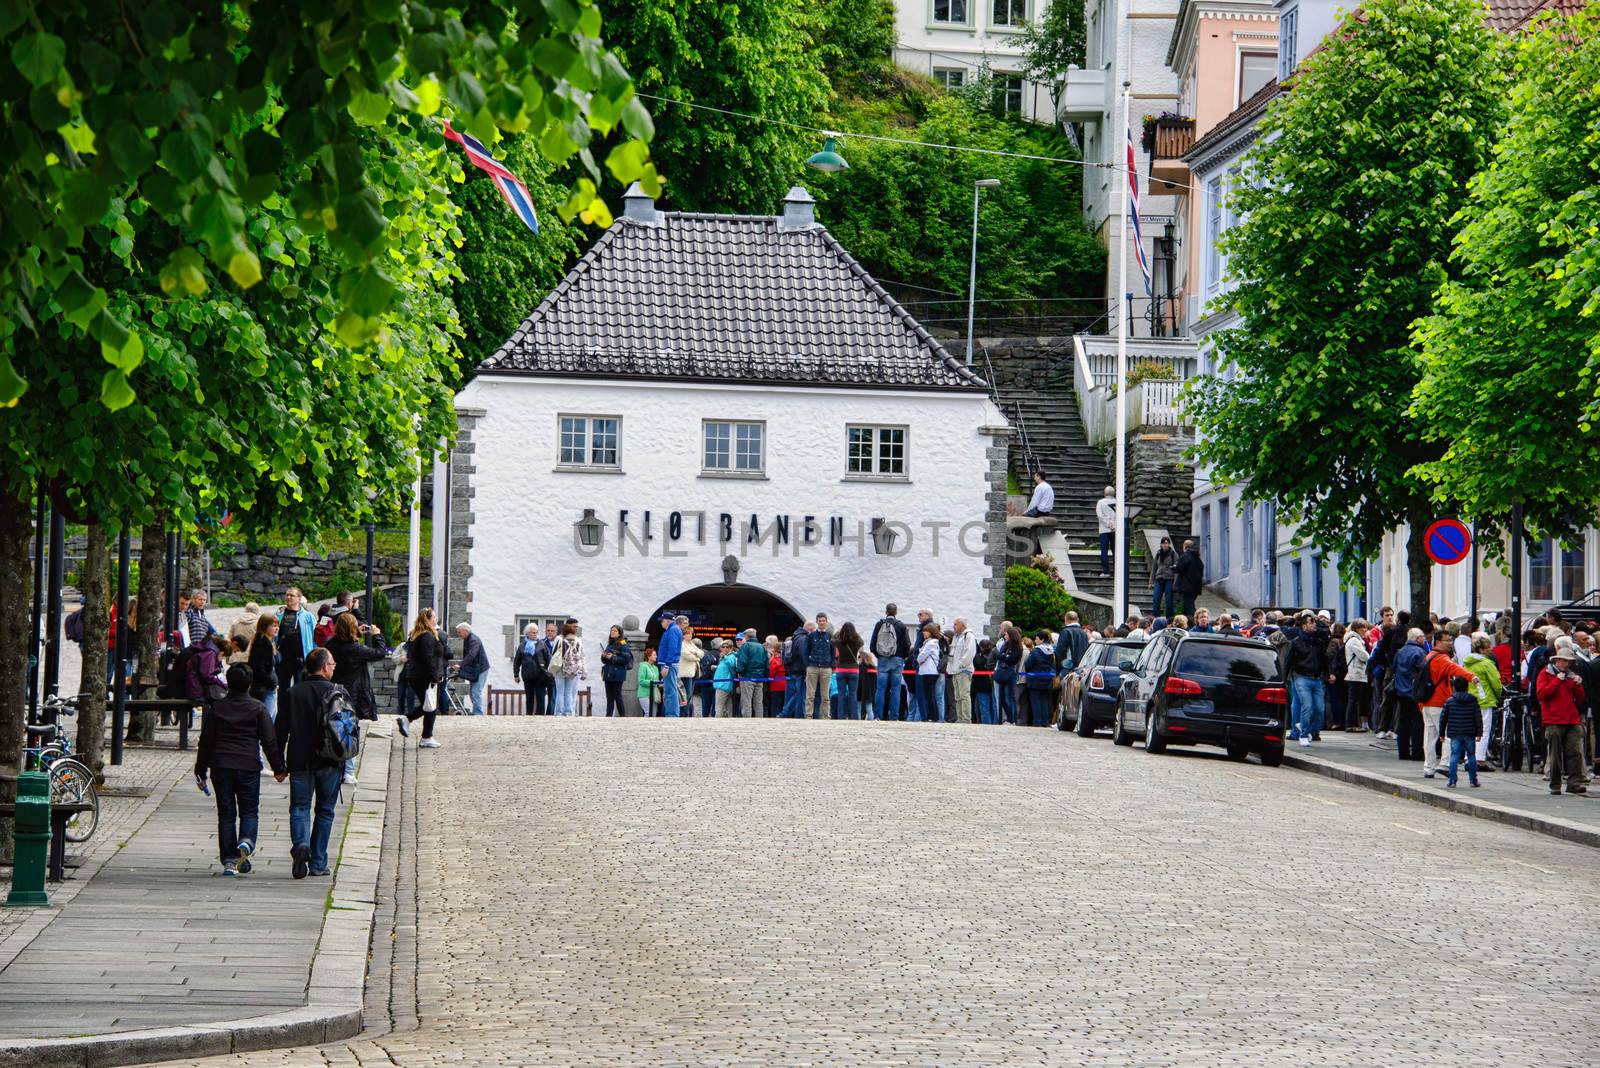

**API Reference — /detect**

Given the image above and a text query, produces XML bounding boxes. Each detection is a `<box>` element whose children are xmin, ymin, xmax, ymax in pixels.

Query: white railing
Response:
<box><xmin>1142</xmin><ymin>378</ymin><xmax>1183</xmax><ymax>427</ymax></box>
<box><xmin>1073</xmin><ymin>337</ymin><xmax>1193</xmax><ymax>445</ymax></box>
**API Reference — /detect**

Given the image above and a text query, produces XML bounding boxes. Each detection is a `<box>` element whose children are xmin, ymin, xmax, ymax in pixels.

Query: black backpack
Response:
<box><xmin>158</xmin><ymin>645</ymin><xmax>194</xmax><ymax>699</ymax></box>
<box><xmin>314</xmin><ymin>684</ymin><xmax>361</xmax><ymax>766</ymax></box>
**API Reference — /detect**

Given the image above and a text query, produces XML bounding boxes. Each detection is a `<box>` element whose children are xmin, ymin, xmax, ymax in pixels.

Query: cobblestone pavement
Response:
<box><xmin>153</xmin><ymin>718</ymin><xmax>1599</xmax><ymax>1067</ymax></box>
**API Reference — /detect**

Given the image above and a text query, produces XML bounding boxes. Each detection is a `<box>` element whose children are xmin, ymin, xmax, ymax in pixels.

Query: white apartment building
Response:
<box><xmin>891</xmin><ymin>0</ymin><xmax>1059</xmax><ymax>122</ymax></box>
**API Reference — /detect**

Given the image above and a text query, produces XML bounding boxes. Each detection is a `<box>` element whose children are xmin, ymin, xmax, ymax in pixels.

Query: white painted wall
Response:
<box><xmin>456</xmin><ymin>375</ymin><xmax>1003</xmax><ymax>689</ymax></box>
<box><xmin>892</xmin><ymin>0</ymin><xmax>1057</xmax><ymax>122</ymax></box>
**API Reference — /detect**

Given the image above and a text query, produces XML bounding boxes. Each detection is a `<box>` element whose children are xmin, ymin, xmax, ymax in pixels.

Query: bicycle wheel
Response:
<box><xmin>49</xmin><ymin>758</ymin><xmax>99</xmax><ymax>842</ymax></box>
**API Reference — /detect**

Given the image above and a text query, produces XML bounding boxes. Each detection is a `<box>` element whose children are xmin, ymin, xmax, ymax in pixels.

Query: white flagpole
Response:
<box><xmin>1114</xmin><ymin>84</ymin><xmax>1131</xmax><ymax>626</ymax></box>
<box><xmin>407</xmin><ymin>462</ymin><xmax>422</xmax><ymax>629</ymax></box>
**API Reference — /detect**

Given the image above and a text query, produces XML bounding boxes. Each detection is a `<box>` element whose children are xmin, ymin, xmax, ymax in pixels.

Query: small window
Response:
<box><xmin>1238</xmin><ymin>51</ymin><xmax>1276</xmax><ymax>103</ymax></box>
<box><xmin>932</xmin><ymin>0</ymin><xmax>969</xmax><ymax>25</ymax></box>
<box><xmin>703</xmin><ymin>420</ymin><xmax>765</xmax><ymax>476</ymax></box>
<box><xmin>933</xmin><ymin>68</ymin><xmax>966</xmax><ymax>90</ymax></box>
<box><xmin>992</xmin><ymin>0</ymin><xmax>1028</xmax><ymax>28</ymax></box>
<box><xmin>846</xmin><ymin>424</ymin><xmax>908</xmax><ymax>478</ymax></box>
<box><xmin>995</xmin><ymin>74</ymin><xmax>1024</xmax><ymax>115</ymax></box>
<box><xmin>557</xmin><ymin>415</ymin><xmax>620</xmax><ymax>469</ymax></box>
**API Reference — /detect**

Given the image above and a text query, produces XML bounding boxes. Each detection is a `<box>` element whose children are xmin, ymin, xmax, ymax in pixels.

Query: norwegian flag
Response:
<box><xmin>441</xmin><ymin>121</ymin><xmax>539</xmax><ymax>235</ymax></box>
<box><xmin>1125</xmin><ymin>123</ymin><xmax>1152</xmax><ymax>297</ymax></box>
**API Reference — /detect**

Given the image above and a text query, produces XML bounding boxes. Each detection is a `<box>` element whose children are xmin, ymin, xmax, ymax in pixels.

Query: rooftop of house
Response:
<box><xmin>478</xmin><ymin>185</ymin><xmax>986</xmax><ymax>392</ymax></box>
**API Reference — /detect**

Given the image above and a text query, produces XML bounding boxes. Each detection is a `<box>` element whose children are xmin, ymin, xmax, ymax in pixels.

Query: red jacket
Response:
<box><xmin>1491</xmin><ymin>644</ymin><xmax>1514</xmax><ymax>686</ymax></box>
<box><xmin>1535</xmin><ymin>667</ymin><xmax>1585</xmax><ymax>726</ymax></box>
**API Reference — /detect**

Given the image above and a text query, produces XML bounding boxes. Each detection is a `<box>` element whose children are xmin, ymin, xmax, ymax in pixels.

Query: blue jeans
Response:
<box><xmin>261</xmin><ymin>690</ymin><xmax>278</xmax><ymax>718</ymax></box>
<box><xmin>874</xmin><ymin>656</ymin><xmax>904</xmax><ymax>721</ymax></box>
<box><xmin>782</xmin><ymin>677</ymin><xmax>805</xmax><ymax>718</ymax></box>
<box><xmin>553</xmin><ymin>675</ymin><xmax>579</xmax><ymax>715</ymax></box>
<box><xmin>210</xmin><ymin>767</ymin><xmax>261</xmax><ymax>865</ymax></box>
<box><xmin>1152</xmin><ymin>579</ymin><xmax>1174</xmax><ymax>617</ymax></box>
<box><xmin>1099</xmin><ymin>532</ymin><xmax>1113</xmax><ymax>573</ymax></box>
<box><xmin>1292</xmin><ymin>675</ymin><xmax>1324</xmax><ymax>740</ymax></box>
<box><xmin>290</xmin><ymin>766</ymin><xmax>341</xmax><ymax>873</ymax></box>
<box><xmin>975</xmin><ymin>690</ymin><xmax>995</xmax><ymax>725</ymax></box>
<box><xmin>662</xmin><ymin>665</ymin><xmax>681</xmax><ymax>717</ymax></box>
<box><xmin>468</xmin><ymin>674</ymin><xmax>488</xmax><ymax>715</ymax></box>
<box><xmin>837</xmin><ymin>680</ymin><xmax>859</xmax><ymax>721</ymax></box>
<box><xmin>1446</xmin><ymin>736</ymin><xmax>1477</xmax><ymax>786</ymax></box>
<box><xmin>934</xmin><ymin>678</ymin><xmax>947</xmax><ymax>723</ymax></box>
<box><xmin>996</xmin><ymin>675</ymin><xmax>1018</xmax><ymax>724</ymax></box>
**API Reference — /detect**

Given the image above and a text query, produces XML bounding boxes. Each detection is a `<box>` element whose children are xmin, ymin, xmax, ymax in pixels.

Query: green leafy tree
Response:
<box><xmin>1005</xmin><ymin>563</ymin><xmax>1076</xmax><ymax>634</ymax></box>
<box><xmin>1183</xmin><ymin>0</ymin><xmax>1505</xmax><ymax>616</ymax></box>
<box><xmin>452</xmin><ymin>135</ymin><xmax>582</xmax><ymax>377</ymax></box>
<box><xmin>1410</xmin><ymin>5</ymin><xmax>1600</xmax><ymax>550</ymax></box>
<box><xmin>597</xmin><ymin>0</ymin><xmax>831</xmax><ymax>213</ymax></box>
<box><xmin>819</xmin><ymin>0</ymin><xmax>897</xmax><ymax>82</ymax></box>
<box><xmin>1023</xmin><ymin>0</ymin><xmax>1088</xmax><ymax>123</ymax></box>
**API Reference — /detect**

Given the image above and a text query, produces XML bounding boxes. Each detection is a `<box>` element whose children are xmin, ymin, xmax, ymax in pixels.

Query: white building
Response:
<box><xmin>891</xmin><ymin>0</ymin><xmax>1059</xmax><ymax>122</ymax></box>
<box><xmin>442</xmin><ymin>185</ymin><xmax>1012</xmax><ymax>694</ymax></box>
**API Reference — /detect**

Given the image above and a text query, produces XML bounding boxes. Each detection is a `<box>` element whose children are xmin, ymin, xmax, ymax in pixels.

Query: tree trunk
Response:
<box><xmin>133</xmin><ymin>517</ymin><xmax>167</xmax><ymax>743</ymax></box>
<box><xmin>0</xmin><ymin>480</ymin><xmax>34</xmax><ymax>862</ymax></box>
<box><xmin>76</xmin><ymin>524</ymin><xmax>109</xmax><ymax>777</ymax></box>
<box><xmin>1405</xmin><ymin>514</ymin><xmax>1434</xmax><ymax>622</ymax></box>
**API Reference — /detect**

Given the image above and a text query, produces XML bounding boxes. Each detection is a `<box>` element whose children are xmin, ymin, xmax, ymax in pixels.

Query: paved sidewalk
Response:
<box><xmin>1284</xmin><ymin>730</ymin><xmax>1600</xmax><ymax>847</ymax></box>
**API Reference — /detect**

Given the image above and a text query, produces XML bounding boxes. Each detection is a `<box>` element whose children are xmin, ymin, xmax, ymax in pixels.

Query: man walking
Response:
<box><xmin>869</xmin><ymin>605</ymin><xmax>910</xmax><ymax>722</ymax></box>
<box><xmin>274</xmin><ymin>648</ymin><xmax>344</xmax><ymax>880</ymax></box>
<box><xmin>657</xmin><ymin>612</ymin><xmax>684</xmax><ymax>718</ymax></box>
<box><xmin>947</xmin><ymin>617</ymin><xmax>976</xmax><ymax>724</ymax></box>
<box><xmin>1175</xmin><ymin>539</ymin><xmax>1205</xmax><ymax>619</ymax></box>
<box><xmin>1095</xmin><ymin>486</ymin><xmax>1117</xmax><ymax>577</ymax></box>
<box><xmin>734</xmin><ymin>628</ymin><xmax>766</xmax><ymax>718</ymax></box>
<box><xmin>454</xmin><ymin>622</ymin><xmax>491</xmax><ymax>715</ymax></box>
<box><xmin>1023</xmin><ymin>471</ymin><xmax>1055</xmax><ymax>517</ymax></box>
<box><xmin>804</xmin><ymin>612</ymin><xmax>835</xmax><ymax>720</ymax></box>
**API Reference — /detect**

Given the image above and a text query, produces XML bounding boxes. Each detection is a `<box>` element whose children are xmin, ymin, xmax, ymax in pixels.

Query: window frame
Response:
<box><xmin>1236</xmin><ymin>50</ymin><xmax>1276</xmax><ymax>106</ymax></box>
<box><xmin>932</xmin><ymin>67</ymin><xmax>967</xmax><ymax>90</ymax></box>
<box><xmin>1218</xmin><ymin>496</ymin><xmax>1231</xmax><ymax>579</ymax></box>
<box><xmin>990</xmin><ymin>0</ymin><xmax>1029</xmax><ymax>31</ymax></box>
<box><xmin>930</xmin><ymin>0</ymin><xmax>973</xmax><ymax>27</ymax></box>
<box><xmin>844</xmin><ymin>423</ymin><xmax>910</xmax><ymax>482</ymax></box>
<box><xmin>994</xmin><ymin>73</ymin><xmax>1025</xmax><ymax>115</ymax></box>
<box><xmin>701</xmin><ymin>418</ymin><xmax>767</xmax><ymax>479</ymax></box>
<box><xmin>554</xmin><ymin>413</ymin><xmax>623</xmax><ymax>473</ymax></box>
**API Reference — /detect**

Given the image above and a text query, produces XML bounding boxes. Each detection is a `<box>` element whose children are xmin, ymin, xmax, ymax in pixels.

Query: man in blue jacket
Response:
<box><xmin>657</xmin><ymin>612</ymin><xmax>683</xmax><ymax>718</ymax></box>
<box><xmin>804</xmin><ymin>612</ymin><xmax>836</xmax><ymax>719</ymax></box>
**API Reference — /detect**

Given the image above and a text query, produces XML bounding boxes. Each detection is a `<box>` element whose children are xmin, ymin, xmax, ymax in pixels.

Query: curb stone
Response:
<box><xmin>1284</xmin><ymin>749</ymin><xmax>1600</xmax><ymax>850</ymax></box>
<box><xmin>0</xmin><ymin>727</ymin><xmax>395</xmax><ymax>1068</ymax></box>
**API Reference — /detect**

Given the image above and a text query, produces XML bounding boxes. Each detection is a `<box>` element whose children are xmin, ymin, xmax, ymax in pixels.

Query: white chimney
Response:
<box><xmin>621</xmin><ymin>181</ymin><xmax>659</xmax><ymax>225</ymax></box>
<box><xmin>780</xmin><ymin>186</ymin><xmax>817</xmax><ymax>229</ymax></box>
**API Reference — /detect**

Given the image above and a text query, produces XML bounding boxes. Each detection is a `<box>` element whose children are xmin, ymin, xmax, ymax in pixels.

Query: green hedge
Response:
<box><xmin>1004</xmin><ymin>564</ymin><xmax>1076</xmax><ymax>635</ymax></box>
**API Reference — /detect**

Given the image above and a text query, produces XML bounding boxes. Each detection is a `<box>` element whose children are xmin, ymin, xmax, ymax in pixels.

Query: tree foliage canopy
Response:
<box><xmin>1410</xmin><ymin>4</ymin><xmax>1600</xmax><ymax>549</ymax></box>
<box><xmin>1183</xmin><ymin>0</ymin><xmax>1504</xmax><ymax>612</ymax></box>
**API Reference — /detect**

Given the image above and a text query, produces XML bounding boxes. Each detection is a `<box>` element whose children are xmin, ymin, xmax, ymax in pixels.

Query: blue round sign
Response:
<box><xmin>1424</xmin><ymin>519</ymin><xmax>1471</xmax><ymax>566</ymax></box>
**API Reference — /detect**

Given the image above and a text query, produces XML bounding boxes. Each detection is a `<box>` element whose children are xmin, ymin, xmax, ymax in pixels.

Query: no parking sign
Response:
<box><xmin>1424</xmin><ymin>519</ymin><xmax>1472</xmax><ymax>566</ymax></box>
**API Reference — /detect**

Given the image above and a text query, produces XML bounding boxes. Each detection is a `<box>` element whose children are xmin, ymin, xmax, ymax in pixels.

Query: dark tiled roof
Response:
<box><xmin>1484</xmin><ymin>0</ymin><xmax>1584</xmax><ymax>32</ymax></box>
<box><xmin>479</xmin><ymin>210</ymin><xmax>986</xmax><ymax>391</ymax></box>
<box><xmin>1185</xmin><ymin>79</ymin><xmax>1283</xmax><ymax>164</ymax></box>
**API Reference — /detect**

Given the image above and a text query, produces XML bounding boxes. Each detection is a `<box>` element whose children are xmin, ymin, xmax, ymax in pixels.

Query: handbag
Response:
<box><xmin>422</xmin><ymin>685</ymin><xmax>438</xmax><ymax>713</ymax></box>
<box><xmin>548</xmin><ymin>640</ymin><xmax>565</xmax><ymax>676</ymax></box>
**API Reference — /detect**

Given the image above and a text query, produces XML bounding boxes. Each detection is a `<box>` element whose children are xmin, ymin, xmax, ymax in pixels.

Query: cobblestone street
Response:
<box><xmin>156</xmin><ymin>717</ymin><xmax>1598</xmax><ymax>1067</ymax></box>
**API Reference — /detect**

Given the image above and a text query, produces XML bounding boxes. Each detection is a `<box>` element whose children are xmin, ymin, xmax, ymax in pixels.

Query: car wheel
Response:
<box><xmin>1144</xmin><ymin>712</ymin><xmax>1168</xmax><ymax>754</ymax></box>
<box><xmin>1074</xmin><ymin>704</ymin><xmax>1095</xmax><ymax>737</ymax></box>
<box><xmin>1225</xmin><ymin>742</ymin><xmax>1250</xmax><ymax>762</ymax></box>
<box><xmin>1259</xmin><ymin>744</ymin><xmax>1285</xmax><ymax>768</ymax></box>
<box><xmin>1112</xmin><ymin>705</ymin><xmax>1134</xmax><ymax>747</ymax></box>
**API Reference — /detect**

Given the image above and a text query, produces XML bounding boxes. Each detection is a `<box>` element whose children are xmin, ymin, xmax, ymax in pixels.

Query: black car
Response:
<box><xmin>1114</xmin><ymin>631</ymin><xmax>1289</xmax><ymax>766</ymax></box>
<box><xmin>1056</xmin><ymin>638</ymin><xmax>1146</xmax><ymax>736</ymax></box>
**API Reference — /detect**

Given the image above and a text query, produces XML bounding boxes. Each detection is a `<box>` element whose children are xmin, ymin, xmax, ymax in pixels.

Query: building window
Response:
<box><xmin>992</xmin><ymin>0</ymin><xmax>1028</xmax><ymax>28</ymax></box>
<box><xmin>1311</xmin><ymin>555</ymin><xmax>1324</xmax><ymax>609</ymax></box>
<box><xmin>1218</xmin><ymin>497</ymin><xmax>1231</xmax><ymax>578</ymax></box>
<box><xmin>1242</xmin><ymin>505</ymin><xmax>1255</xmax><ymax>572</ymax></box>
<box><xmin>703</xmin><ymin>420</ymin><xmax>765</xmax><ymax>476</ymax></box>
<box><xmin>846</xmin><ymin>425</ymin><xmax>908</xmax><ymax>478</ymax></box>
<box><xmin>1562</xmin><ymin>542</ymin><xmax>1586</xmax><ymax>601</ymax></box>
<box><xmin>510</xmin><ymin>614</ymin><xmax>574</xmax><ymax>657</ymax></box>
<box><xmin>995</xmin><ymin>75</ymin><xmax>1024</xmax><ymax>115</ymax></box>
<box><xmin>1200</xmin><ymin>506</ymin><xmax>1212</xmax><ymax>578</ymax></box>
<box><xmin>557</xmin><ymin>415</ymin><xmax>620</xmax><ymax>469</ymax></box>
<box><xmin>1238</xmin><ymin>51</ymin><xmax>1276</xmax><ymax>103</ymax></box>
<box><xmin>1205</xmin><ymin>176</ymin><xmax>1223</xmax><ymax>293</ymax></box>
<box><xmin>933</xmin><ymin>68</ymin><xmax>966</xmax><ymax>90</ymax></box>
<box><xmin>1278</xmin><ymin>7</ymin><xmax>1298</xmax><ymax>82</ymax></box>
<box><xmin>1291</xmin><ymin>558</ymin><xmax>1303</xmax><ymax>606</ymax></box>
<box><xmin>1529</xmin><ymin>538</ymin><xmax>1553</xmax><ymax>601</ymax></box>
<box><xmin>932</xmin><ymin>0</ymin><xmax>969</xmax><ymax>25</ymax></box>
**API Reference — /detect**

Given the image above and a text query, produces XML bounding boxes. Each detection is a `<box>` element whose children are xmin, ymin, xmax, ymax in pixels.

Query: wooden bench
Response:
<box><xmin>486</xmin><ymin>687</ymin><xmax>591</xmax><ymax>716</ymax></box>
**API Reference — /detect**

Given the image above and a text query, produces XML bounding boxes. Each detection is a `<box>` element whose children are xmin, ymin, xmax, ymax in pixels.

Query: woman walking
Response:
<box><xmin>551</xmin><ymin>622</ymin><xmax>585</xmax><ymax>716</ymax></box>
<box><xmin>248</xmin><ymin>615</ymin><xmax>281</xmax><ymax>717</ymax></box>
<box><xmin>635</xmin><ymin>647</ymin><xmax>660</xmax><ymax>716</ymax></box>
<box><xmin>994</xmin><ymin>626</ymin><xmax>1023</xmax><ymax>726</ymax></box>
<box><xmin>195</xmin><ymin>665</ymin><xmax>286</xmax><ymax>876</ymax></box>
<box><xmin>397</xmin><ymin>608</ymin><xmax>446</xmax><ymax>748</ymax></box>
<box><xmin>326</xmin><ymin>612</ymin><xmax>387</xmax><ymax>785</ymax></box>
<box><xmin>836</xmin><ymin>622</ymin><xmax>864</xmax><ymax>721</ymax></box>
<box><xmin>915</xmin><ymin>622</ymin><xmax>942</xmax><ymax>722</ymax></box>
<box><xmin>599</xmin><ymin>625</ymin><xmax>633</xmax><ymax>718</ymax></box>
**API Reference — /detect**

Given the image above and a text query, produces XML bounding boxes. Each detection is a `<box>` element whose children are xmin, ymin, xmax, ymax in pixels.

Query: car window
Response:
<box><xmin>1111</xmin><ymin>644</ymin><xmax>1144</xmax><ymax>670</ymax></box>
<box><xmin>1175</xmin><ymin>642</ymin><xmax>1281</xmax><ymax>681</ymax></box>
<box><xmin>1079</xmin><ymin>645</ymin><xmax>1104</xmax><ymax>669</ymax></box>
<box><xmin>1138</xmin><ymin>639</ymin><xmax>1173</xmax><ymax>676</ymax></box>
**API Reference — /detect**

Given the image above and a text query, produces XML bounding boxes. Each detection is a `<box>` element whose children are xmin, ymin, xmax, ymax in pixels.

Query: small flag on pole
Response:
<box><xmin>1125</xmin><ymin>124</ymin><xmax>1152</xmax><ymax>297</ymax></box>
<box><xmin>441</xmin><ymin>121</ymin><xmax>539</xmax><ymax>235</ymax></box>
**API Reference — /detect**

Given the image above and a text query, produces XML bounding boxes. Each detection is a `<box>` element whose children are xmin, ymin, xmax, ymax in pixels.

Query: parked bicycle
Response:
<box><xmin>1489</xmin><ymin>688</ymin><xmax>1543</xmax><ymax>775</ymax></box>
<box><xmin>24</xmin><ymin>693</ymin><xmax>100</xmax><ymax>842</ymax></box>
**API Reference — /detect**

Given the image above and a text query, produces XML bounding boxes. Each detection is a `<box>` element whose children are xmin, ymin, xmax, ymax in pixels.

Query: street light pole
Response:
<box><xmin>964</xmin><ymin>179</ymin><xmax>1001</xmax><ymax>368</ymax></box>
<box><xmin>1113</xmin><ymin>84</ymin><xmax>1132</xmax><ymax>625</ymax></box>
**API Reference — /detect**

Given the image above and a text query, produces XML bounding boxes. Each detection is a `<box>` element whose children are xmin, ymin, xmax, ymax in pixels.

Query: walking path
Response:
<box><xmin>1284</xmin><ymin>730</ymin><xmax>1600</xmax><ymax>848</ymax></box>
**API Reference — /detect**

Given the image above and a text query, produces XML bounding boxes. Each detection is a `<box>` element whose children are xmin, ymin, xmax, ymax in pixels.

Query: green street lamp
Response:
<box><xmin>806</xmin><ymin>134</ymin><xmax>849</xmax><ymax>172</ymax></box>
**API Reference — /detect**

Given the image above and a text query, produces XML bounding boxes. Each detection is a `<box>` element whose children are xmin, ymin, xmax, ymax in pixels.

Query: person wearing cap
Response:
<box><xmin>1536</xmin><ymin>638</ymin><xmax>1590</xmax><ymax>795</ymax></box>
<box><xmin>657</xmin><ymin>612</ymin><xmax>684</xmax><ymax>718</ymax></box>
<box><xmin>454</xmin><ymin>621</ymin><xmax>490</xmax><ymax>715</ymax></box>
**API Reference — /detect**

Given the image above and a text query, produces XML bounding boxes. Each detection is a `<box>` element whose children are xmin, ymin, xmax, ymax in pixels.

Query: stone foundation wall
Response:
<box><xmin>1128</xmin><ymin>432</ymin><xmax>1195</xmax><ymax>541</ymax></box>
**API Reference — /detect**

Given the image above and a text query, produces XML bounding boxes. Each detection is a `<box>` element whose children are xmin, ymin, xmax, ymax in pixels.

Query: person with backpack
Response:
<box><xmin>1419</xmin><ymin>632</ymin><xmax>1478</xmax><ymax>778</ymax></box>
<box><xmin>397</xmin><ymin>608</ymin><xmax>446</xmax><ymax>746</ymax></box>
<box><xmin>549</xmin><ymin>622</ymin><xmax>585</xmax><ymax>716</ymax></box>
<box><xmin>869</xmin><ymin>604</ymin><xmax>911</xmax><ymax>723</ymax></box>
<box><xmin>733</xmin><ymin>628</ymin><xmax>767</xmax><ymax>718</ymax></box>
<box><xmin>1389</xmin><ymin>629</ymin><xmax>1431</xmax><ymax>763</ymax></box>
<box><xmin>185</xmin><ymin>632</ymin><xmax>230</xmax><ymax>731</ymax></box>
<box><xmin>274</xmin><ymin>647</ymin><xmax>355</xmax><ymax>879</ymax></box>
<box><xmin>782</xmin><ymin>623</ymin><xmax>810</xmax><ymax>719</ymax></box>
<box><xmin>195</xmin><ymin>664</ymin><xmax>286</xmax><ymax>876</ymax></box>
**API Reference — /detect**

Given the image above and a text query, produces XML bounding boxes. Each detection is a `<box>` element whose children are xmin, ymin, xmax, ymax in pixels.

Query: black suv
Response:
<box><xmin>1113</xmin><ymin>631</ymin><xmax>1289</xmax><ymax>766</ymax></box>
